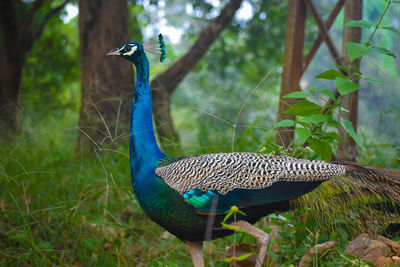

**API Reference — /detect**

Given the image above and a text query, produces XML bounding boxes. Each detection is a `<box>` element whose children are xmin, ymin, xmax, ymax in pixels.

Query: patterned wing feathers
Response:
<box><xmin>155</xmin><ymin>153</ymin><xmax>345</xmax><ymax>195</ymax></box>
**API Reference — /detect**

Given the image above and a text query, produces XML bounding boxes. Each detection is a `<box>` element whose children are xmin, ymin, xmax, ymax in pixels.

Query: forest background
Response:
<box><xmin>1</xmin><ymin>0</ymin><xmax>399</xmax><ymax>265</ymax></box>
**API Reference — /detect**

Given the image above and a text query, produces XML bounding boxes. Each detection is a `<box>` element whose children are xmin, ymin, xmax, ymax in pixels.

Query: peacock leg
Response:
<box><xmin>229</xmin><ymin>220</ymin><xmax>270</xmax><ymax>267</ymax></box>
<box><xmin>186</xmin><ymin>241</ymin><xmax>204</xmax><ymax>267</ymax></box>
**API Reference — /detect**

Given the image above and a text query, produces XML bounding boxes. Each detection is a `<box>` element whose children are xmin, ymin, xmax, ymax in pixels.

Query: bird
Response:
<box><xmin>106</xmin><ymin>35</ymin><xmax>400</xmax><ymax>267</ymax></box>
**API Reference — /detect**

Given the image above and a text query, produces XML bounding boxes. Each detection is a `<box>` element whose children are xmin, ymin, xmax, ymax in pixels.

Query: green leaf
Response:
<box><xmin>268</xmin><ymin>214</ymin><xmax>288</xmax><ymax>222</ymax></box>
<box><xmin>324</xmin><ymin>132</ymin><xmax>343</xmax><ymax>142</ymax></box>
<box><xmin>267</xmin><ymin>213</ymin><xmax>280</xmax><ymax>219</ymax></box>
<box><xmin>296</xmin><ymin>120</ymin><xmax>311</xmax><ymax>129</ymax></box>
<box><xmin>344</xmin><ymin>20</ymin><xmax>374</xmax><ymax>28</ymax></box>
<box><xmin>340</xmin><ymin>119</ymin><xmax>365</xmax><ymax>150</ymax></box>
<box><xmin>335</xmin><ymin>77</ymin><xmax>360</xmax><ymax>95</ymax></box>
<box><xmin>363</xmin><ymin>77</ymin><xmax>381</xmax><ymax>83</ymax></box>
<box><xmin>308</xmin><ymin>138</ymin><xmax>333</xmax><ymax>161</ymax></box>
<box><xmin>381</xmin><ymin>26</ymin><xmax>400</xmax><ymax>36</ymax></box>
<box><xmin>296</xmin><ymin>127</ymin><xmax>311</xmax><ymax>144</ymax></box>
<box><xmin>351</xmin><ymin>65</ymin><xmax>362</xmax><ymax>75</ymax></box>
<box><xmin>334</xmin><ymin>64</ymin><xmax>350</xmax><ymax>74</ymax></box>
<box><xmin>236</xmin><ymin>253</ymin><xmax>254</xmax><ymax>261</ymax></box>
<box><xmin>302</xmin><ymin>114</ymin><xmax>328</xmax><ymax>124</ymax></box>
<box><xmin>283</xmin><ymin>100</ymin><xmax>322</xmax><ymax>116</ymax></box>
<box><xmin>8</xmin><ymin>234</ymin><xmax>27</xmax><ymax>244</ymax></box>
<box><xmin>283</xmin><ymin>91</ymin><xmax>309</xmax><ymax>99</ymax></box>
<box><xmin>339</xmin><ymin>106</ymin><xmax>349</xmax><ymax>113</ymax></box>
<box><xmin>309</xmin><ymin>86</ymin><xmax>317</xmax><ymax>94</ymax></box>
<box><xmin>237</xmin><ymin>209</ymin><xmax>246</xmax><ymax>216</ymax></box>
<box><xmin>38</xmin><ymin>241</ymin><xmax>51</xmax><ymax>249</ymax></box>
<box><xmin>221</xmin><ymin>223</ymin><xmax>246</xmax><ymax>233</ymax></box>
<box><xmin>273</xmin><ymin>119</ymin><xmax>295</xmax><ymax>128</ymax></box>
<box><xmin>318</xmin><ymin>89</ymin><xmax>336</xmax><ymax>100</ymax></box>
<box><xmin>222</xmin><ymin>211</ymin><xmax>233</xmax><ymax>223</ymax></box>
<box><xmin>347</xmin><ymin>42</ymin><xmax>372</xmax><ymax>61</ymax></box>
<box><xmin>315</xmin><ymin>69</ymin><xmax>346</xmax><ymax>80</ymax></box>
<box><xmin>373</xmin><ymin>46</ymin><xmax>396</xmax><ymax>58</ymax></box>
<box><xmin>224</xmin><ymin>258</ymin><xmax>233</xmax><ymax>263</ymax></box>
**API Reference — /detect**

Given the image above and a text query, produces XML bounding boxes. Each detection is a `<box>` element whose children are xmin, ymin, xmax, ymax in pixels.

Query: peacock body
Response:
<box><xmin>107</xmin><ymin>39</ymin><xmax>346</xmax><ymax>242</ymax></box>
<box><xmin>106</xmin><ymin>37</ymin><xmax>400</xmax><ymax>265</ymax></box>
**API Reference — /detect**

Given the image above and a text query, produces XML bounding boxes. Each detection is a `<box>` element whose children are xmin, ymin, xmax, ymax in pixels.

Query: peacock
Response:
<box><xmin>106</xmin><ymin>35</ymin><xmax>400</xmax><ymax>267</ymax></box>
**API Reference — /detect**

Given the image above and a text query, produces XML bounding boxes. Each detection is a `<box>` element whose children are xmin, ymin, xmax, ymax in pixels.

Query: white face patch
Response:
<box><xmin>120</xmin><ymin>45</ymin><xmax>137</xmax><ymax>56</ymax></box>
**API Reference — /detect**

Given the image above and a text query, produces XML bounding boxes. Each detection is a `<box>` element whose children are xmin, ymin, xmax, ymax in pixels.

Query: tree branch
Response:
<box><xmin>23</xmin><ymin>0</ymin><xmax>46</xmax><ymax>33</ymax></box>
<box><xmin>149</xmin><ymin>0</ymin><xmax>243</xmax><ymax>150</ymax></box>
<box><xmin>34</xmin><ymin>0</ymin><xmax>71</xmax><ymax>41</ymax></box>
<box><xmin>151</xmin><ymin>0</ymin><xmax>243</xmax><ymax>94</ymax></box>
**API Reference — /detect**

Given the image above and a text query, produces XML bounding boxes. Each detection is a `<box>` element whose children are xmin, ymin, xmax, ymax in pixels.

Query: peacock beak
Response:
<box><xmin>106</xmin><ymin>48</ymin><xmax>120</xmax><ymax>56</ymax></box>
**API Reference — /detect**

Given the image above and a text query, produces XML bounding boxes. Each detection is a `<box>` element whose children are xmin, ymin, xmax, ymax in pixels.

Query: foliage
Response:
<box><xmin>1</xmin><ymin>0</ymin><xmax>400</xmax><ymax>266</ymax></box>
<box><xmin>273</xmin><ymin>0</ymin><xmax>399</xmax><ymax>162</ymax></box>
<box><xmin>0</xmin><ymin>130</ymin><xmax>199</xmax><ymax>265</ymax></box>
<box><xmin>265</xmin><ymin>209</ymin><xmax>374</xmax><ymax>266</ymax></box>
<box><xmin>220</xmin><ymin>206</ymin><xmax>254</xmax><ymax>264</ymax></box>
<box><xmin>171</xmin><ymin>0</ymin><xmax>289</xmax><ymax>154</ymax></box>
<box><xmin>21</xmin><ymin>9</ymin><xmax>80</xmax><ymax>136</ymax></box>
<box><xmin>268</xmin><ymin>1</ymin><xmax>400</xmax><ymax>240</ymax></box>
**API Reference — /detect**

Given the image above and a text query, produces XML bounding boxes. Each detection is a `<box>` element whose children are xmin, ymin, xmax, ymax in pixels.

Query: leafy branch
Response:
<box><xmin>273</xmin><ymin>0</ymin><xmax>398</xmax><ymax>161</ymax></box>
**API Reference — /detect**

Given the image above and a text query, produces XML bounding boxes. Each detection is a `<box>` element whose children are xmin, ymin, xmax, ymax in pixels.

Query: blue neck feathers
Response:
<box><xmin>129</xmin><ymin>53</ymin><xmax>164</xmax><ymax>178</ymax></box>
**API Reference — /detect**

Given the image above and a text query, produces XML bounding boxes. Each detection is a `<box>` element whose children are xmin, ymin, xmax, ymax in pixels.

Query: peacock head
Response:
<box><xmin>106</xmin><ymin>42</ymin><xmax>144</xmax><ymax>64</ymax></box>
<box><xmin>106</xmin><ymin>34</ymin><xmax>166</xmax><ymax>64</ymax></box>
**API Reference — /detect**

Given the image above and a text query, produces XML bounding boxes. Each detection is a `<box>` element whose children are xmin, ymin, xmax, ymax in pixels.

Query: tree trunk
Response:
<box><xmin>0</xmin><ymin>55</ymin><xmax>24</xmax><ymax>138</ymax></box>
<box><xmin>275</xmin><ymin>0</ymin><xmax>307</xmax><ymax>148</ymax></box>
<box><xmin>77</xmin><ymin>0</ymin><xmax>133</xmax><ymax>155</ymax></box>
<box><xmin>0</xmin><ymin>0</ymin><xmax>69</xmax><ymax>141</ymax></box>
<box><xmin>150</xmin><ymin>0</ymin><xmax>243</xmax><ymax>154</ymax></box>
<box><xmin>0</xmin><ymin>0</ymin><xmax>23</xmax><ymax>139</ymax></box>
<box><xmin>338</xmin><ymin>0</ymin><xmax>362</xmax><ymax>161</ymax></box>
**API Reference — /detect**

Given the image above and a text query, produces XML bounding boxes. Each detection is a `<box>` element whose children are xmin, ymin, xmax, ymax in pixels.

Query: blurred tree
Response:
<box><xmin>0</xmin><ymin>0</ymin><xmax>70</xmax><ymax>140</ymax></box>
<box><xmin>150</xmin><ymin>0</ymin><xmax>243</xmax><ymax>153</ymax></box>
<box><xmin>76</xmin><ymin>0</ymin><xmax>134</xmax><ymax>155</ymax></box>
<box><xmin>172</xmin><ymin>0</ymin><xmax>289</xmax><ymax>153</ymax></box>
<box><xmin>338</xmin><ymin>0</ymin><xmax>362</xmax><ymax>161</ymax></box>
<box><xmin>275</xmin><ymin>0</ymin><xmax>365</xmax><ymax>156</ymax></box>
<box><xmin>21</xmin><ymin>7</ymin><xmax>80</xmax><ymax>137</ymax></box>
<box><xmin>275</xmin><ymin>0</ymin><xmax>307</xmax><ymax>148</ymax></box>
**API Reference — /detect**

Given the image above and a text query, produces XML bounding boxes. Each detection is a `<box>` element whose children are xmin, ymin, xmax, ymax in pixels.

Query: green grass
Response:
<box><xmin>0</xmin><ymin>127</ymin><xmax>230</xmax><ymax>266</ymax></box>
<box><xmin>0</xmin><ymin>122</ymin><xmax>397</xmax><ymax>266</ymax></box>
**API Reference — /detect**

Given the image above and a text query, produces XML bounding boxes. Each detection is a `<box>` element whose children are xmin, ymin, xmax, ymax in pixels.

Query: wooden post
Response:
<box><xmin>338</xmin><ymin>0</ymin><xmax>362</xmax><ymax>161</ymax></box>
<box><xmin>276</xmin><ymin>0</ymin><xmax>307</xmax><ymax>148</ymax></box>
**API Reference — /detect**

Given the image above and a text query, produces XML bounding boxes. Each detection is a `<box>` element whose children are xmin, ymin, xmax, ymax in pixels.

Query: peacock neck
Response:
<box><xmin>130</xmin><ymin>54</ymin><xmax>164</xmax><ymax>178</ymax></box>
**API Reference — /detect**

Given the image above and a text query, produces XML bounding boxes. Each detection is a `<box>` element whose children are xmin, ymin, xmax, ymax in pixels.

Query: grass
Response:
<box><xmin>0</xmin><ymin>120</ymin><xmax>397</xmax><ymax>266</ymax></box>
<box><xmin>0</xmin><ymin>126</ymin><xmax>231</xmax><ymax>266</ymax></box>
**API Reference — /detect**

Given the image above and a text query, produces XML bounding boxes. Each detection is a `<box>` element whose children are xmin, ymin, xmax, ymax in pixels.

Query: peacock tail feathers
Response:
<box><xmin>340</xmin><ymin>161</ymin><xmax>400</xmax><ymax>201</ymax></box>
<box><xmin>294</xmin><ymin>161</ymin><xmax>400</xmax><ymax>236</ymax></box>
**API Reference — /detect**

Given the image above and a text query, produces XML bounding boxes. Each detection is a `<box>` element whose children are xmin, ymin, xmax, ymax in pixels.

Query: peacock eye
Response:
<box><xmin>120</xmin><ymin>44</ymin><xmax>137</xmax><ymax>56</ymax></box>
